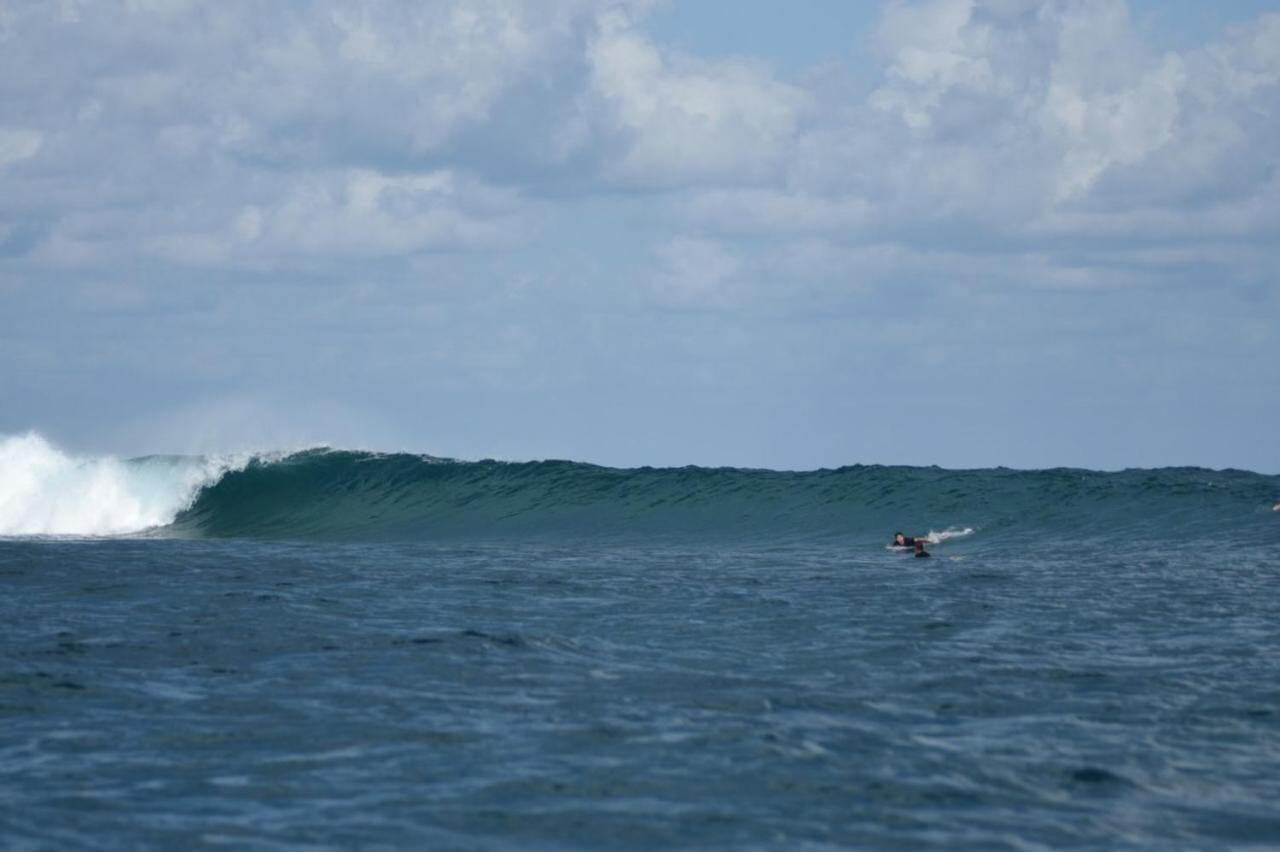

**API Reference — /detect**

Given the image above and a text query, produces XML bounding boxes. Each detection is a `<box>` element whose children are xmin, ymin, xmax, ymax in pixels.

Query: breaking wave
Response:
<box><xmin>1</xmin><ymin>433</ymin><xmax>1276</xmax><ymax>544</ymax></box>
<box><xmin>0</xmin><ymin>433</ymin><xmax>249</xmax><ymax>536</ymax></box>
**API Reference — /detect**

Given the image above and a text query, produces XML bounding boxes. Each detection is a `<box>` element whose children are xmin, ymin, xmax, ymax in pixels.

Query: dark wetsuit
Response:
<box><xmin>895</xmin><ymin>536</ymin><xmax>930</xmax><ymax>557</ymax></box>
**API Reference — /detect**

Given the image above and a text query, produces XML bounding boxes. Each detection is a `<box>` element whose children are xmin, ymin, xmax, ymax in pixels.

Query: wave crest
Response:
<box><xmin>2</xmin><ymin>434</ymin><xmax>1275</xmax><ymax>542</ymax></box>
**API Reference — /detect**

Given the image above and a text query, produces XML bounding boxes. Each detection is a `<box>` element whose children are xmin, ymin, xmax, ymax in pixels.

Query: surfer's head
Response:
<box><xmin>894</xmin><ymin>532</ymin><xmax>905</xmax><ymax>545</ymax></box>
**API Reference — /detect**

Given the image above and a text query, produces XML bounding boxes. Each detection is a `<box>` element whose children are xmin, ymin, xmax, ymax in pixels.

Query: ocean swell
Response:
<box><xmin>172</xmin><ymin>450</ymin><xmax>1275</xmax><ymax>545</ymax></box>
<box><xmin>2</xmin><ymin>434</ymin><xmax>1275</xmax><ymax>543</ymax></box>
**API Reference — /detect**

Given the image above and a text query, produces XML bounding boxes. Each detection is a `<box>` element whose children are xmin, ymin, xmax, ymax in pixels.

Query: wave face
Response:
<box><xmin>3</xmin><ymin>435</ymin><xmax>1276</xmax><ymax>543</ymax></box>
<box><xmin>172</xmin><ymin>449</ymin><xmax>1277</xmax><ymax>545</ymax></box>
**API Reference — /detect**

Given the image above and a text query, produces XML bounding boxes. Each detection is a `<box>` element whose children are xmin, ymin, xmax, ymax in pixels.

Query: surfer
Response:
<box><xmin>892</xmin><ymin>532</ymin><xmax>931</xmax><ymax>558</ymax></box>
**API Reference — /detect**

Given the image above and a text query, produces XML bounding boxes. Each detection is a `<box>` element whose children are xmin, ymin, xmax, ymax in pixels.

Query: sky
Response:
<box><xmin>1</xmin><ymin>0</ymin><xmax>1277</xmax><ymax>472</ymax></box>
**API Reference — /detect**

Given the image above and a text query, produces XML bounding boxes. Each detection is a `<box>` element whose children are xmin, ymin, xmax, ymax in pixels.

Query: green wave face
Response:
<box><xmin>168</xmin><ymin>450</ymin><xmax>1279</xmax><ymax>545</ymax></box>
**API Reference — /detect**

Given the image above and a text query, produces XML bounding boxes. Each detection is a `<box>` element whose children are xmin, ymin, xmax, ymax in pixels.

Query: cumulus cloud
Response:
<box><xmin>0</xmin><ymin>0</ymin><xmax>1276</xmax><ymax>292</ymax></box>
<box><xmin>1</xmin><ymin>0</ymin><xmax>612</xmax><ymax>162</ymax></box>
<box><xmin>146</xmin><ymin>169</ymin><xmax>524</xmax><ymax>266</ymax></box>
<box><xmin>585</xmin><ymin>9</ymin><xmax>809</xmax><ymax>187</ymax></box>
<box><xmin>0</xmin><ymin>0</ymin><xmax>635</xmax><ymax>272</ymax></box>
<box><xmin>663</xmin><ymin>0</ymin><xmax>1279</xmax><ymax>304</ymax></box>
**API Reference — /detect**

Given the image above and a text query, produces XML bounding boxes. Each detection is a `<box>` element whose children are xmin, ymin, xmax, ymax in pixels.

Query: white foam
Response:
<box><xmin>0</xmin><ymin>432</ymin><xmax>245</xmax><ymax>536</ymax></box>
<box><xmin>925</xmin><ymin>527</ymin><xmax>974</xmax><ymax>544</ymax></box>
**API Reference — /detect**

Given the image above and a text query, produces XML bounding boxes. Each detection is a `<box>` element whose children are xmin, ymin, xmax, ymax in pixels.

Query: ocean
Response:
<box><xmin>2</xmin><ymin>434</ymin><xmax>1279</xmax><ymax>849</ymax></box>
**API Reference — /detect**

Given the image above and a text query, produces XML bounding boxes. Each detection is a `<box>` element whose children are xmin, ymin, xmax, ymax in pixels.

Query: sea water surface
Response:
<box><xmin>2</xmin><ymin>437</ymin><xmax>1279</xmax><ymax>849</ymax></box>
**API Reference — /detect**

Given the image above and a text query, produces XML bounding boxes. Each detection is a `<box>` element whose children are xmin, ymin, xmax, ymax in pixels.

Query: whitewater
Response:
<box><xmin>3</xmin><ymin>432</ymin><xmax>1279</xmax><ymax>849</ymax></box>
<box><xmin>0</xmin><ymin>433</ymin><xmax>246</xmax><ymax>536</ymax></box>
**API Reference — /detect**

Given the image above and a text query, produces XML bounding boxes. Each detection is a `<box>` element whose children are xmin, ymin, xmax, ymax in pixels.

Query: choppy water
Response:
<box><xmin>2</xmin><ymin>439</ymin><xmax>1279</xmax><ymax>848</ymax></box>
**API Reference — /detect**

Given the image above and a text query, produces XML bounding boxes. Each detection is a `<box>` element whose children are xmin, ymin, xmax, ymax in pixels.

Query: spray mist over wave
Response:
<box><xmin>0</xmin><ymin>433</ymin><xmax>248</xmax><ymax>536</ymax></box>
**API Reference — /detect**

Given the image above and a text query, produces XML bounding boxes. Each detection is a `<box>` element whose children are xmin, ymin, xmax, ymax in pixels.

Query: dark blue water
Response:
<box><xmin>3</xmin><ymin>459</ymin><xmax>1279</xmax><ymax>848</ymax></box>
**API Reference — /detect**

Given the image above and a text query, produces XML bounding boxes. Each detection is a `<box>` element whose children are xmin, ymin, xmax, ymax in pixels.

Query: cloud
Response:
<box><xmin>0</xmin><ymin>0</ymin><xmax>614</xmax><ymax>163</ymax></box>
<box><xmin>679</xmin><ymin>189</ymin><xmax>873</xmax><ymax>235</ymax></box>
<box><xmin>650</xmin><ymin>236</ymin><xmax>743</xmax><ymax>308</ymax></box>
<box><xmin>0</xmin><ymin>1</ymin><xmax>1276</xmax><ymax>471</ymax></box>
<box><xmin>869</xmin><ymin>0</ymin><xmax>1008</xmax><ymax>131</ymax></box>
<box><xmin>146</xmin><ymin>169</ymin><xmax>525</xmax><ymax>266</ymax></box>
<box><xmin>873</xmin><ymin>2</ymin><xmax>1277</xmax><ymax>224</ymax></box>
<box><xmin>1</xmin><ymin>0</ymin><xmax>1276</xmax><ymax>297</ymax></box>
<box><xmin>0</xmin><ymin>129</ymin><xmax>42</xmax><ymax>168</ymax></box>
<box><xmin>656</xmin><ymin>0</ymin><xmax>1279</xmax><ymax>304</ymax></box>
<box><xmin>584</xmin><ymin>8</ymin><xmax>809</xmax><ymax>187</ymax></box>
<box><xmin>0</xmin><ymin>1</ymin><xmax>631</xmax><ymax>272</ymax></box>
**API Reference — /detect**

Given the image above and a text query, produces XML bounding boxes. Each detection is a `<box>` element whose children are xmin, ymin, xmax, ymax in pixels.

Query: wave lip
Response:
<box><xmin>0</xmin><ymin>433</ymin><xmax>245</xmax><ymax>537</ymax></box>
